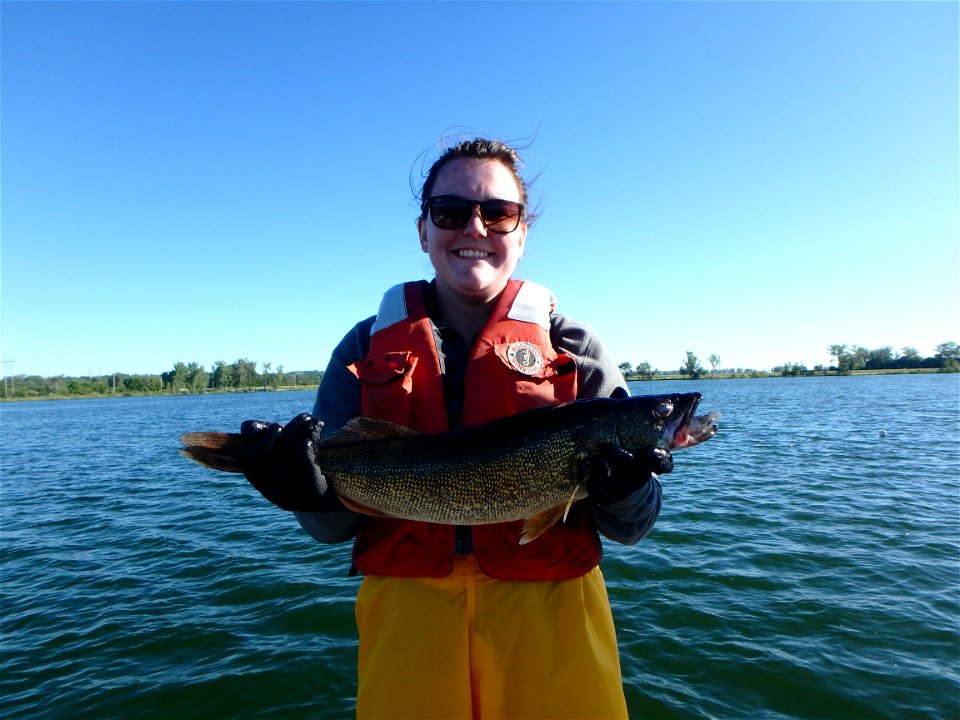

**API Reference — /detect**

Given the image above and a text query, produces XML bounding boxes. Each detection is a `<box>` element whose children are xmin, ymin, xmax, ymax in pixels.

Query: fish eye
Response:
<box><xmin>654</xmin><ymin>402</ymin><xmax>674</xmax><ymax>419</ymax></box>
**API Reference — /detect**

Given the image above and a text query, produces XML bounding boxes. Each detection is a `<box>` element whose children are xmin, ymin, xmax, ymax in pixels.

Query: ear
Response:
<box><xmin>417</xmin><ymin>217</ymin><xmax>429</xmax><ymax>253</ymax></box>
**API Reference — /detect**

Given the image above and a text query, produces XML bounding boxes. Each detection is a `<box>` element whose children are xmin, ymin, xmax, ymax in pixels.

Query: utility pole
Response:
<box><xmin>2</xmin><ymin>359</ymin><xmax>15</xmax><ymax>396</ymax></box>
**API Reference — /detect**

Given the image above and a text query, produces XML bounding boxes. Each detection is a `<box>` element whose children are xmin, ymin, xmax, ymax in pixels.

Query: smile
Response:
<box><xmin>455</xmin><ymin>250</ymin><xmax>492</xmax><ymax>259</ymax></box>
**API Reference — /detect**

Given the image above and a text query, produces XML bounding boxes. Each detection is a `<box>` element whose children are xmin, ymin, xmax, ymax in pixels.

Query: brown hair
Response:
<box><xmin>417</xmin><ymin>138</ymin><xmax>535</xmax><ymax>224</ymax></box>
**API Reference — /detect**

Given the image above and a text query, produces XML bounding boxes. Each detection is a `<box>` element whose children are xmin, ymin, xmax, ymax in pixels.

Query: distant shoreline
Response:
<box><xmin>1</xmin><ymin>367</ymin><xmax>952</xmax><ymax>403</ymax></box>
<box><xmin>0</xmin><ymin>385</ymin><xmax>314</xmax><ymax>403</ymax></box>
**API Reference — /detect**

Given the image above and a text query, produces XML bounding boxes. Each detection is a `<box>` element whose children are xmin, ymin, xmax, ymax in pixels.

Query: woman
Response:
<box><xmin>242</xmin><ymin>138</ymin><xmax>668</xmax><ymax>719</ymax></box>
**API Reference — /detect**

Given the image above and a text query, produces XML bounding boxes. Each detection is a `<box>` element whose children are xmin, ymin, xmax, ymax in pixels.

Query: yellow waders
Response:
<box><xmin>355</xmin><ymin>555</ymin><xmax>628</xmax><ymax>719</ymax></box>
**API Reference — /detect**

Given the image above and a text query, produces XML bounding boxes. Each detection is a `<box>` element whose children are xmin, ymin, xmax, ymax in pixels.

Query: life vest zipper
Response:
<box><xmin>455</xmin><ymin>525</ymin><xmax>473</xmax><ymax>554</ymax></box>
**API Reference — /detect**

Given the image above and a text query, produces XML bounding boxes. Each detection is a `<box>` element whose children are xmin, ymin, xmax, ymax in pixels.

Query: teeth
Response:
<box><xmin>456</xmin><ymin>250</ymin><xmax>491</xmax><ymax>259</ymax></box>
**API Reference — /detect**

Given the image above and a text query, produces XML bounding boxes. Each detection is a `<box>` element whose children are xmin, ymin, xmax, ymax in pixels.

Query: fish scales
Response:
<box><xmin>315</xmin><ymin>413</ymin><xmax>602</xmax><ymax>524</ymax></box>
<box><xmin>179</xmin><ymin>393</ymin><xmax>720</xmax><ymax>534</ymax></box>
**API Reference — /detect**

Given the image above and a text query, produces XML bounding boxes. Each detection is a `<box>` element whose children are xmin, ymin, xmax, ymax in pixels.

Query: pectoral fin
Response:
<box><xmin>339</xmin><ymin>495</ymin><xmax>395</xmax><ymax>518</ymax></box>
<box><xmin>519</xmin><ymin>505</ymin><xmax>568</xmax><ymax>545</ymax></box>
<box><xmin>562</xmin><ymin>485</ymin><xmax>579</xmax><ymax>523</ymax></box>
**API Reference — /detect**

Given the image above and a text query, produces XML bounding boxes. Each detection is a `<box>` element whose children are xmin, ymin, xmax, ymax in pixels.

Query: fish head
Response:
<box><xmin>614</xmin><ymin>392</ymin><xmax>719</xmax><ymax>452</ymax></box>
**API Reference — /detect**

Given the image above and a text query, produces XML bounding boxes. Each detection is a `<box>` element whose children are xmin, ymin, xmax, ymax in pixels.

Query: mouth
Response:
<box><xmin>664</xmin><ymin>396</ymin><xmax>699</xmax><ymax>448</ymax></box>
<box><xmin>671</xmin><ymin>409</ymin><xmax>721</xmax><ymax>449</ymax></box>
<box><xmin>453</xmin><ymin>249</ymin><xmax>493</xmax><ymax>260</ymax></box>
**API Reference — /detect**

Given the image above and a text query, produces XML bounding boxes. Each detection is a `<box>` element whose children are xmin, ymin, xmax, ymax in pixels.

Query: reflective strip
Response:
<box><xmin>507</xmin><ymin>280</ymin><xmax>555</xmax><ymax>331</ymax></box>
<box><xmin>370</xmin><ymin>283</ymin><xmax>408</xmax><ymax>335</ymax></box>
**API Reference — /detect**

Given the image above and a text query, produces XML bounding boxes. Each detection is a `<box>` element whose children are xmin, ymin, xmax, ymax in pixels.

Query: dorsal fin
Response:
<box><xmin>321</xmin><ymin>417</ymin><xmax>422</xmax><ymax>446</ymax></box>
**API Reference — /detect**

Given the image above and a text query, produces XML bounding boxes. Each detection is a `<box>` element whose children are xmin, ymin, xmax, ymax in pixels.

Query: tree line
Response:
<box><xmin>619</xmin><ymin>341</ymin><xmax>960</xmax><ymax>380</ymax></box>
<box><xmin>825</xmin><ymin>343</ymin><xmax>959</xmax><ymax>374</ymax></box>
<box><xmin>4</xmin><ymin>341</ymin><xmax>958</xmax><ymax>400</ymax></box>
<box><xmin>0</xmin><ymin>360</ymin><xmax>325</xmax><ymax>400</ymax></box>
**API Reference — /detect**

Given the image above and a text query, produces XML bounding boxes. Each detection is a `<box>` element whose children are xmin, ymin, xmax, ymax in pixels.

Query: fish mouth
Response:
<box><xmin>663</xmin><ymin>394</ymin><xmax>699</xmax><ymax>449</ymax></box>
<box><xmin>670</xmin><ymin>406</ymin><xmax>721</xmax><ymax>449</ymax></box>
<box><xmin>655</xmin><ymin>393</ymin><xmax>720</xmax><ymax>450</ymax></box>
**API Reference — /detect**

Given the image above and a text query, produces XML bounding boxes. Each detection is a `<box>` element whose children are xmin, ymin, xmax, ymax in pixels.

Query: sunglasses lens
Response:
<box><xmin>430</xmin><ymin>198</ymin><xmax>473</xmax><ymax>230</ymax></box>
<box><xmin>480</xmin><ymin>201</ymin><xmax>521</xmax><ymax>232</ymax></box>
<box><xmin>428</xmin><ymin>196</ymin><xmax>523</xmax><ymax>232</ymax></box>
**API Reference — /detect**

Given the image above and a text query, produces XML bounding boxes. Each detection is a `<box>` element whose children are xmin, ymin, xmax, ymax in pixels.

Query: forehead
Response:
<box><xmin>432</xmin><ymin>158</ymin><xmax>522</xmax><ymax>201</ymax></box>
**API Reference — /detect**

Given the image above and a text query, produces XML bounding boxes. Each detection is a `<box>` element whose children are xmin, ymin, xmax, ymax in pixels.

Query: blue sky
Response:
<box><xmin>2</xmin><ymin>1</ymin><xmax>957</xmax><ymax>378</ymax></box>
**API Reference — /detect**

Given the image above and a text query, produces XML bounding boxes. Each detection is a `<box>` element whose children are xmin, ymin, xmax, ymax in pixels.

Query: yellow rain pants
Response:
<box><xmin>355</xmin><ymin>555</ymin><xmax>628</xmax><ymax>719</ymax></box>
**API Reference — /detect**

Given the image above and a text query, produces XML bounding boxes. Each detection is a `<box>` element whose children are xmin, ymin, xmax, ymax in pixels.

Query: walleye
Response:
<box><xmin>180</xmin><ymin>393</ymin><xmax>719</xmax><ymax>543</ymax></box>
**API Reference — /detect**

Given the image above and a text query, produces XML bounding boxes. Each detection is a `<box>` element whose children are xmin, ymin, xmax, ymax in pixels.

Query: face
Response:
<box><xmin>418</xmin><ymin>158</ymin><xmax>527</xmax><ymax>306</ymax></box>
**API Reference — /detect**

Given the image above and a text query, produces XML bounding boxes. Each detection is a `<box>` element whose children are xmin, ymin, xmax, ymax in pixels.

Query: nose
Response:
<box><xmin>461</xmin><ymin>204</ymin><xmax>487</xmax><ymax>237</ymax></box>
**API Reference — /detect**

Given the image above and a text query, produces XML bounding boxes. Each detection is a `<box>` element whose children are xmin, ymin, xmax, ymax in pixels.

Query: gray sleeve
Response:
<box><xmin>293</xmin><ymin>317</ymin><xmax>375</xmax><ymax>545</ymax></box>
<box><xmin>590</xmin><ymin>476</ymin><xmax>663</xmax><ymax>545</ymax></box>
<box><xmin>310</xmin><ymin>316</ymin><xmax>373</xmax><ymax>429</ymax></box>
<box><xmin>550</xmin><ymin>313</ymin><xmax>629</xmax><ymax>400</ymax></box>
<box><xmin>550</xmin><ymin>313</ymin><xmax>663</xmax><ymax>544</ymax></box>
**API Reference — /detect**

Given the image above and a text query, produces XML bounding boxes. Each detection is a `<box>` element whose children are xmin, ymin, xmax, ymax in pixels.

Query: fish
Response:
<box><xmin>180</xmin><ymin>392</ymin><xmax>720</xmax><ymax>544</ymax></box>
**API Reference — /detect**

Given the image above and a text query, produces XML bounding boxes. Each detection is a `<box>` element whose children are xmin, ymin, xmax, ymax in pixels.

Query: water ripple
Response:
<box><xmin>3</xmin><ymin>378</ymin><xmax>959</xmax><ymax>718</ymax></box>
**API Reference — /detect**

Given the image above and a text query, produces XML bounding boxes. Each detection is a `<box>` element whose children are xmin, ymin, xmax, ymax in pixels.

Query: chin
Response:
<box><xmin>462</xmin><ymin>282</ymin><xmax>510</xmax><ymax>305</ymax></box>
<box><xmin>440</xmin><ymin>268</ymin><xmax>510</xmax><ymax>301</ymax></box>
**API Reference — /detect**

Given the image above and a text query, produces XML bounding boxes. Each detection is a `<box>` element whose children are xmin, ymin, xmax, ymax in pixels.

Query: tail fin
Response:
<box><xmin>179</xmin><ymin>432</ymin><xmax>248</xmax><ymax>474</ymax></box>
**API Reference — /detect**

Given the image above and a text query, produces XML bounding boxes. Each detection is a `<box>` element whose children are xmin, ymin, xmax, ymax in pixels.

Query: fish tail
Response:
<box><xmin>179</xmin><ymin>432</ymin><xmax>248</xmax><ymax>474</ymax></box>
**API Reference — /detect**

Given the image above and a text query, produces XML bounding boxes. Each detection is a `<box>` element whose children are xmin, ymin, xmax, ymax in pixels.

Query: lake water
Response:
<box><xmin>2</xmin><ymin>374</ymin><xmax>958</xmax><ymax>719</ymax></box>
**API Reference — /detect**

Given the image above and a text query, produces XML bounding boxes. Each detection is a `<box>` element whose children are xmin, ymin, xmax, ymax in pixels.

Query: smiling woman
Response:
<box><xmin>415</xmin><ymin>143</ymin><xmax>530</xmax><ymax>343</ymax></box>
<box><xmin>225</xmin><ymin>136</ymin><xmax>671</xmax><ymax>719</ymax></box>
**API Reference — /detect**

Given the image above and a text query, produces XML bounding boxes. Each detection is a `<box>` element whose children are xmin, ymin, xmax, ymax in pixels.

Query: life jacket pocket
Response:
<box><xmin>348</xmin><ymin>351</ymin><xmax>418</xmax><ymax>426</ymax></box>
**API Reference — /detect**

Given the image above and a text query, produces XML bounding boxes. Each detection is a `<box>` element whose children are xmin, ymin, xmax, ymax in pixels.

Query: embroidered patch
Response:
<box><xmin>506</xmin><ymin>342</ymin><xmax>544</xmax><ymax>376</ymax></box>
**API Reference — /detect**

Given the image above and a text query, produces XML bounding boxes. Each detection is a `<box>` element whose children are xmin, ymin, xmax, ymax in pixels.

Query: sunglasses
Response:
<box><xmin>425</xmin><ymin>195</ymin><xmax>525</xmax><ymax>233</ymax></box>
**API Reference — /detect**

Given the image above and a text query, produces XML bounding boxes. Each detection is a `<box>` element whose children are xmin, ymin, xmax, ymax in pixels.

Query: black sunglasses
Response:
<box><xmin>424</xmin><ymin>195</ymin><xmax>525</xmax><ymax>233</ymax></box>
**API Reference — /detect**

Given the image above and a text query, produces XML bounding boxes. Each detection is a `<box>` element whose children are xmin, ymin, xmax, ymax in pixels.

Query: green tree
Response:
<box><xmin>680</xmin><ymin>351</ymin><xmax>704</xmax><ymax>379</ymax></box>
<box><xmin>618</xmin><ymin>362</ymin><xmax>633</xmax><ymax>378</ymax></box>
<box><xmin>186</xmin><ymin>362</ymin><xmax>208</xmax><ymax>392</ymax></box>
<box><xmin>935</xmin><ymin>341</ymin><xmax>959</xmax><ymax>362</ymax></box>
<box><xmin>707</xmin><ymin>354</ymin><xmax>721</xmax><ymax>374</ymax></box>
<box><xmin>635</xmin><ymin>361</ymin><xmax>654</xmax><ymax>380</ymax></box>
<box><xmin>162</xmin><ymin>362</ymin><xmax>189</xmax><ymax>392</ymax></box>
<box><xmin>866</xmin><ymin>347</ymin><xmax>895</xmax><ymax>370</ymax></box>
<box><xmin>780</xmin><ymin>362</ymin><xmax>809</xmax><ymax>377</ymax></box>
<box><xmin>936</xmin><ymin>341</ymin><xmax>960</xmax><ymax>371</ymax></box>
<box><xmin>850</xmin><ymin>346</ymin><xmax>868</xmax><ymax>371</ymax></box>
<box><xmin>67</xmin><ymin>379</ymin><xmax>92</xmax><ymax>395</ymax></box>
<box><xmin>123</xmin><ymin>376</ymin><xmax>146</xmax><ymax>392</ymax></box>
<box><xmin>828</xmin><ymin>344</ymin><xmax>848</xmax><ymax>371</ymax></box>
<box><xmin>233</xmin><ymin>359</ymin><xmax>256</xmax><ymax>389</ymax></box>
<box><xmin>290</xmin><ymin>370</ymin><xmax>323</xmax><ymax>387</ymax></box>
<box><xmin>899</xmin><ymin>347</ymin><xmax>921</xmax><ymax>366</ymax></box>
<box><xmin>211</xmin><ymin>361</ymin><xmax>234</xmax><ymax>390</ymax></box>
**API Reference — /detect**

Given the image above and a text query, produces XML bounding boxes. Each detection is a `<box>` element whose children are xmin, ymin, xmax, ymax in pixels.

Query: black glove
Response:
<box><xmin>585</xmin><ymin>445</ymin><xmax>673</xmax><ymax>506</ymax></box>
<box><xmin>240</xmin><ymin>413</ymin><xmax>339</xmax><ymax>512</ymax></box>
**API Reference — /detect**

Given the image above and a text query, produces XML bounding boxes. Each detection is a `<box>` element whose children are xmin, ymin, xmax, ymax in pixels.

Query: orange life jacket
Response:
<box><xmin>346</xmin><ymin>280</ymin><xmax>602</xmax><ymax>581</ymax></box>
